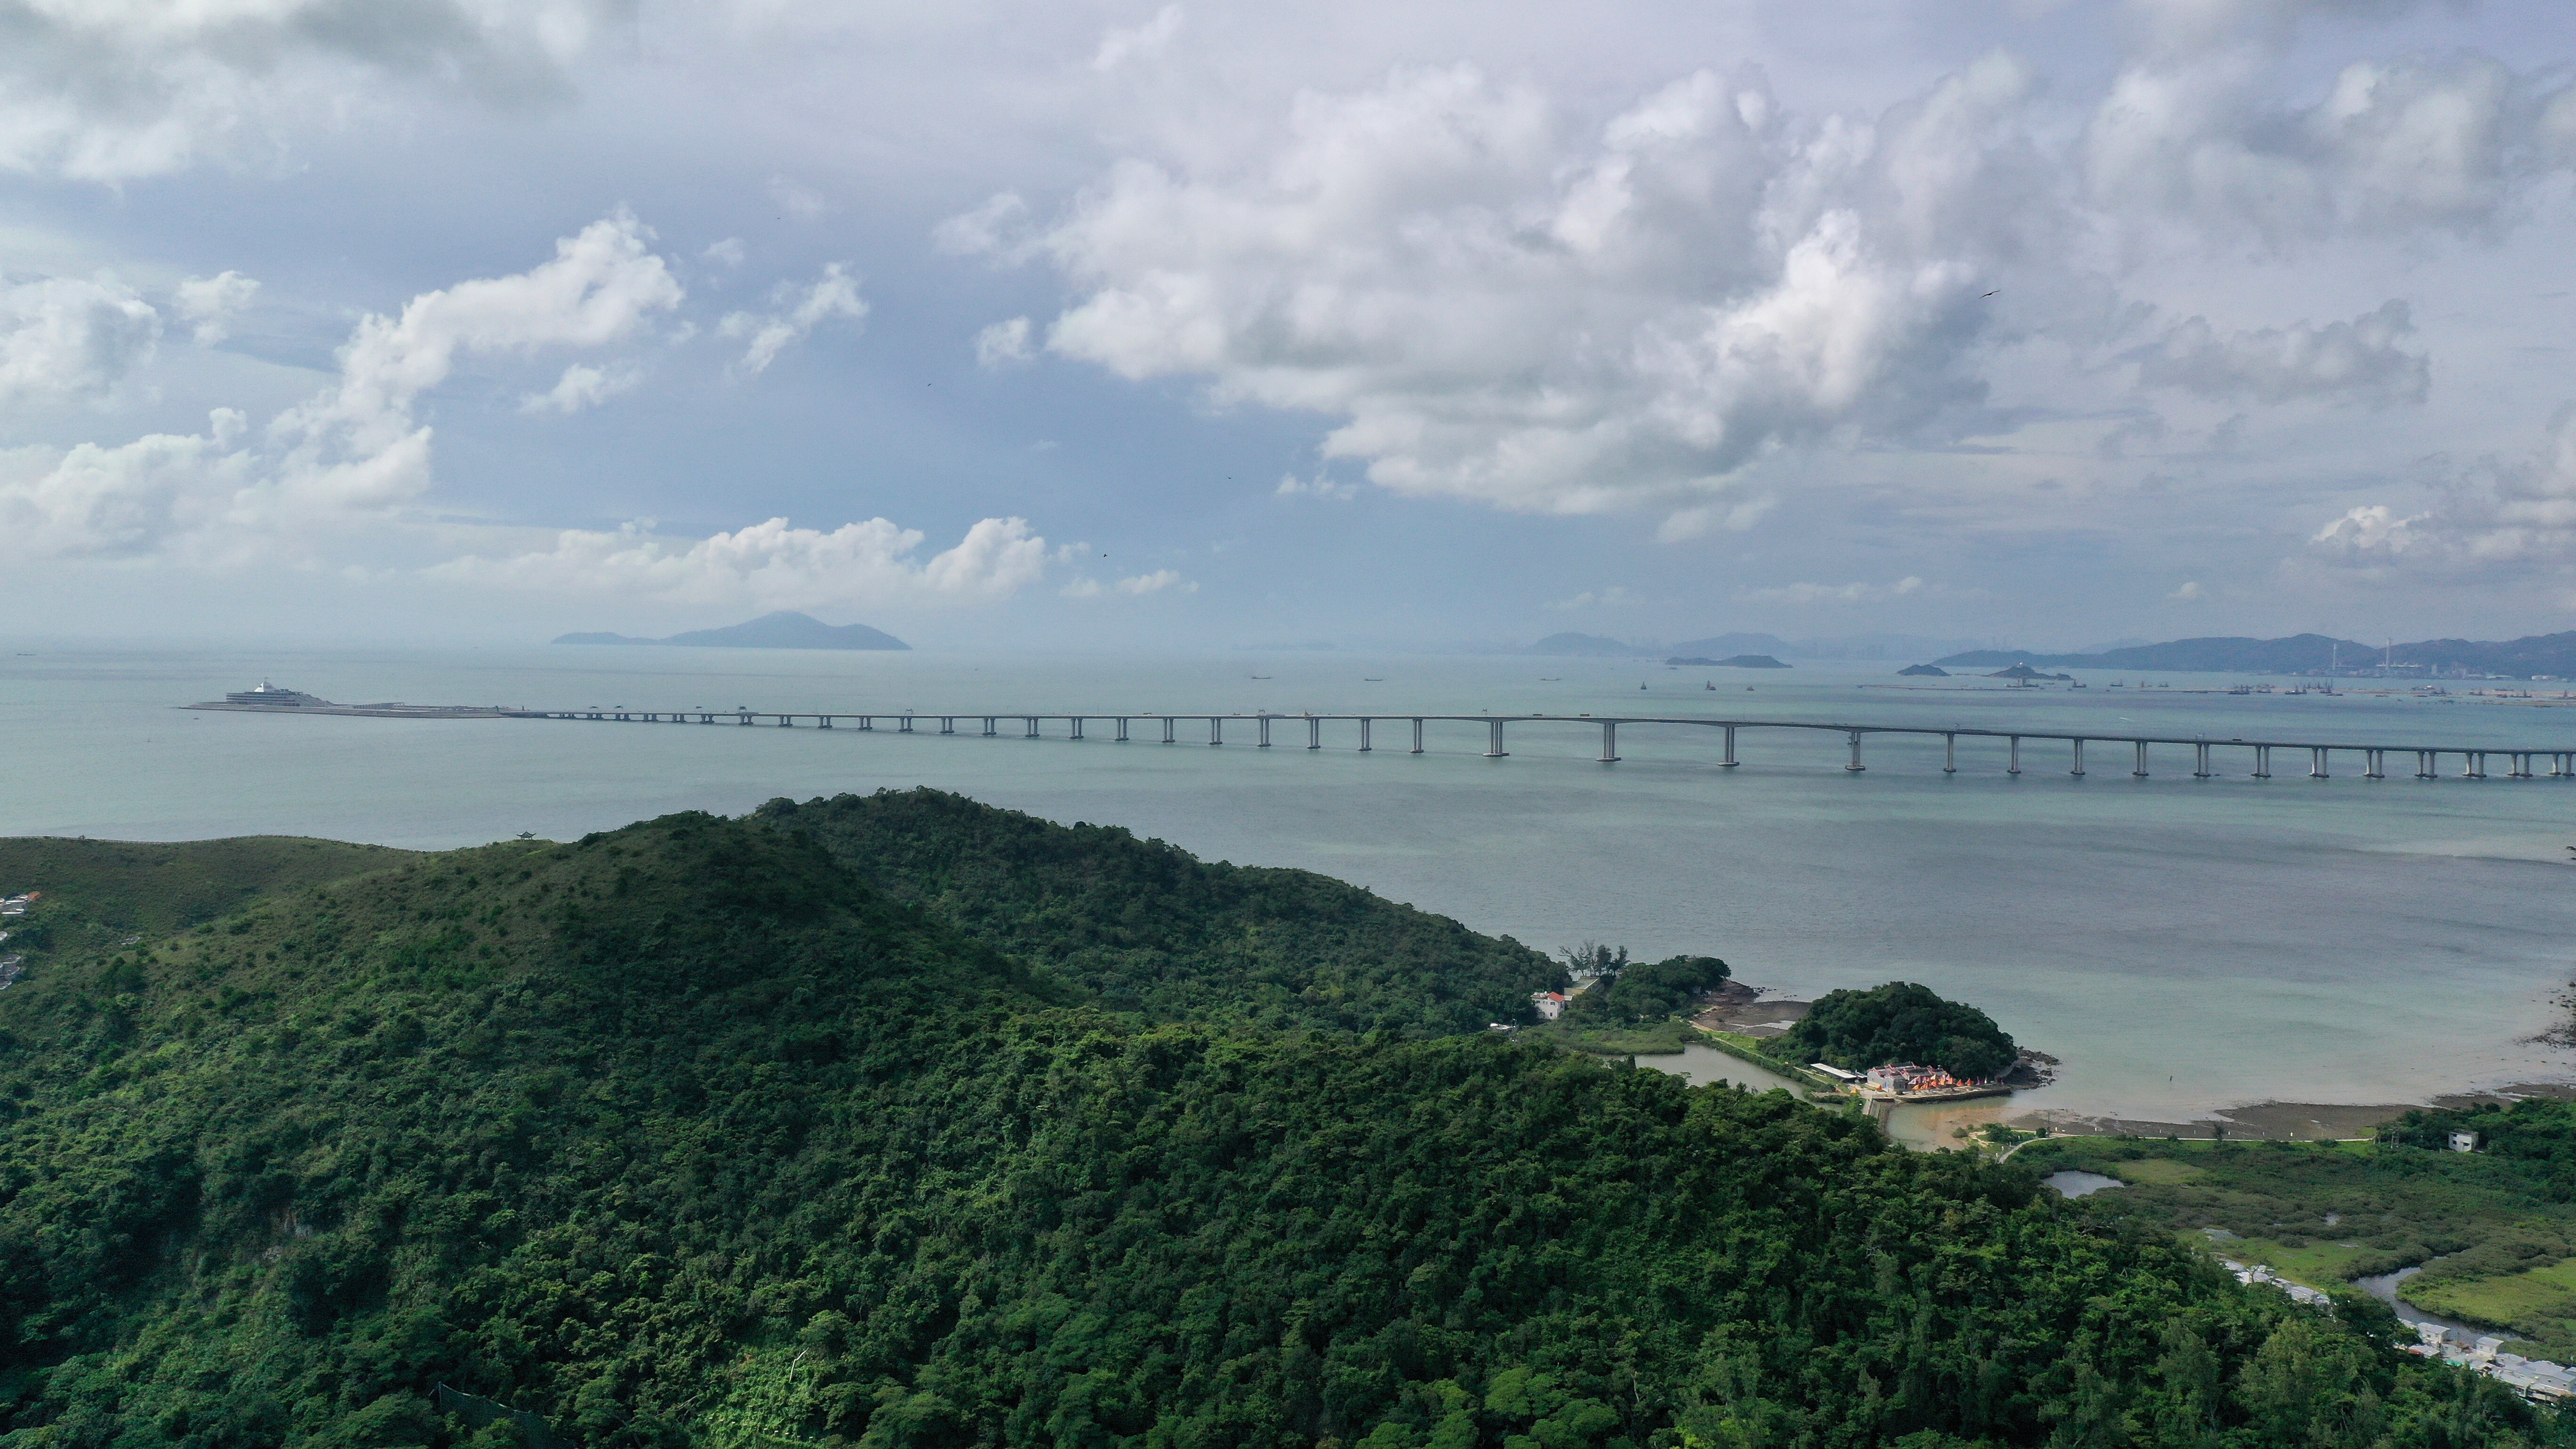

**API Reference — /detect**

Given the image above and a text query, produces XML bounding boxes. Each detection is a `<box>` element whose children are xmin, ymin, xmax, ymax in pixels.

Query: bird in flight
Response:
<box><xmin>1982</xmin><ymin>290</ymin><xmax>1998</xmax><ymax>298</ymax></box>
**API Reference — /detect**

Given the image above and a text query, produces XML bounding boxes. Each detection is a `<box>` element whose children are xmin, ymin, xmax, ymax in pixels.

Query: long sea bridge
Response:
<box><xmin>519</xmin><ymin>708</ymin><xmax>2574</xmax><ymax>781</ymax></box>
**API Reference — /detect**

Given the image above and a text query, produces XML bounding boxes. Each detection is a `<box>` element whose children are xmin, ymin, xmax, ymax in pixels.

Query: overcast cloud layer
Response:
<box><xmin>3</xmin><ymin>0</ymin><xmax>2573</xmax><ymax>648</ymax></box>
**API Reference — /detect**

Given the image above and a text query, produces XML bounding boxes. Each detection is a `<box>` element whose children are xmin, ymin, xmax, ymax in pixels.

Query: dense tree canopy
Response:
<box><xmin>1560</xmin><ymin>954</ymin><xmax>1730</xmax><ymax>1025</ymax></box>
<box><xmin>1772</xmin><ymin>981</ymin><xmax>2021</xmax><ymax>1081</ymax></box>
<box><xmin>0</xmin><ymin>798</ymin><xmax>2548</xmax><ymax>1447</ymax></box>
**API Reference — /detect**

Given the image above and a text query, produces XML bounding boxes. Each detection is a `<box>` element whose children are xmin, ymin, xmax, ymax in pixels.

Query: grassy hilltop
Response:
<box><xmin>0</xmin><ymin>791</ymin><xmax>2554</xmax><ymax>1448</ymax></box>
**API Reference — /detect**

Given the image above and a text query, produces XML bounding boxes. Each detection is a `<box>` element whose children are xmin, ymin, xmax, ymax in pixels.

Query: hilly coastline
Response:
<box><xmin>0</xmin><ymin>791</ymin><xmax>2541</xmax><ymax>1447</ymax></box>
<box><xmin>554</xmin><ymin>610</ymin><xmax>909</xmax><ymax>651</ymax></box>
<box><xmin>1936</xmin><ymin>630</ymin><xmax>2576</xmax><ymax>678</ymax></box>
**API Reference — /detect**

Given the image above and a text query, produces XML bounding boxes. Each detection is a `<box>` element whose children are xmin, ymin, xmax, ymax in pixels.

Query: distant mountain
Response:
<box><xmin>553</xmin><ymin>612</ymin><xmax>910</xmax><ymax>652</ymax></box>
<box><xmin>1933</xmin><ymin>630</ymin><xmax>2576</xmax><ymax>678</ymax></box>
<box><xmin>1897</xmin><ymin>664</ymin><xmax>1948</xmax><ymax>677</ymax></box>
<box><xmin>1667</xmin><ymin>633</ymin><xmax>1791</xmax><ymax>658</ymax></box>
<box><xmin>1528</xmin><ymin>632</ymin><xmax>1654</xmax><ymax>657</ymax></box>
<box><xmin>1667</xmin><ymin>654</ymin><xmax>1789</xmax><ymax>668</ymax></box>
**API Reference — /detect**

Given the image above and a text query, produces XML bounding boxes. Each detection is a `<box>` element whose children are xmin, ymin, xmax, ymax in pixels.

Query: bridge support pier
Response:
<box><xmin>1411</xmin><ymin>718</ymin><xmax>1425</xmax><ymax>754</ymax></box>
<box><xmin>941</xmin><ymin>717</ymin><xmax>955</xmax><ymax>734</ymax></box>
<box><xmin>2467</xmin><ymin>751</ymin><xmax>2486</xmax><ymax>779</ymax></box>
<box><xmin>1944</xmin><ymin>733</ymin><xmax>1956</xmax><ymax>773</ymax></box>
<box><xmin>819</xmin><ymin>715</ymin><xmax>832</xmax><ymax>728</ymax></box>
<box><xmin>1846</xmin><ymin>730</ymin><xmax>1865</xmax><ymax>772</ymax></box>
<box><xmin>1485</xmin><ymin>720</ymin><xmax>1507</xmax><ymax>757</ymax></box>
<box><xmin>1257</xmin><ymin>715</ymin><xmax>1272</xmax><ymax>748</ymax></box>
<box><xmin>2365</xmin><ymin>749</ymin><xmax>2384</xmax><ymax>779</ymax></box>
<box><xmin>1210</xmin><ymin>717</ymin><xmax>1224</xmax><ymax>746</ymax></box>
<box><xmin>2253</xmin><ymin>745</ymin><xmax>2270</xmax><ymax>778</ymax></box>
<box><xmin>1359</xmin><ymin>717</ymin><xmax>1372</xmax><ymax>752</ymax></box>
<box><xmin>1308</xmin><ymin>717</ymin><xmax>1322</xmax><ymax>749</ymax></box>
<box><xmin>1722</xmin><ymin>725</ymin><xmax>1739</xmax><ymax>768</ymax></box>
<box><xmin>1599</xmin><ymin>722</ymin><xmax>1618</xmax><ymax>763</ymax></box>
<box><xmin>738</xmin><ymin>712</ymin><xmax>753</xmax><ymax>726</ymax></box>
<box><xmin>1071</xmin><ymin>717</ymin><xmax>1085</xmax><ymax>741</ymax></box>
<box><xmin>2195</xmin><ymin>742</ymin><xmax>2213</xmax><ymax>778</ymax></box>
<box><xmin>2133</xmin><ymin>741</ymin><xmax>2149</xmax><ymax>778</ymax></box>
<box><xmin>2069</xmin><ymin>739</ymin><xmax>2085</xmax><ymax>777</ymax></box>
<box><xmin>982</xmin><ymin>717</ymin><xmax>997</xmax><ymax>736</ymax></box>
<box><xmin>2417</xmin><ymin>750</ymin><xmax>2437</xmax><ymax>779</ymax></box>
<box><xmin>1025</xmin><ymin>716</ymin><xmax>1039</xmax><ymax>739</ymax></box>
<box><xmin>778</xmin><ymin>715</ymin><xmax>793</xmax><ymax>727</ymax></box>
<box><xmin>2511</xmin><ymin>752</ymin><xmax>2533</xmax><ymax>778</ymax></box>
<box><xmin>1114</xmin><ymin>717</ymin><xmax>1127</xmax><ymax>741</ymax></box>
<box><xmin>899</xmin><ymin>715</ymin><xmax>914</xmax><ymax>733</ymax></box>
<box><xmin>2008</xmin><ymin>736</ymin><xmax>2020</xmax><ymax>775</ymax></box>
<box><xmin>1162</xmin><ymin>717</ymin><xmax>1176</xmax><ymax>744</ymax></box>
<box><xmin>2310</xmin><ymin>747</ymin><xmax>2329</xmax><ymax>779</ymax></box>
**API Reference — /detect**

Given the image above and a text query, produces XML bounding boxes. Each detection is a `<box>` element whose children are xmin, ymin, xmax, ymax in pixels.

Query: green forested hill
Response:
<box><xmin>761</xmin><ymin>789</ymin><xmax>1562</xmax><ymax>1037</ymax></box>
<box><xmin>0</xmin><ymin>804</ymin><xmax>2552</xmax><ymax>1448</ymax></box>
<box><xmin>0</xmin><ymin>835</ymin><xmax>413</xmax><ymax>945</ymax></box>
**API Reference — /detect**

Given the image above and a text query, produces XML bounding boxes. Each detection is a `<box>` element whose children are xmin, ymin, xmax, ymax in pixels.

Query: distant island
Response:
<box><xmin>1935</xmin><ymin>629</ymin><xmax>2576</xmax><ymax>679</ymax></box>
<box><xmin>1896</xmin><ymin>663</ymin><xmax>1948</xmax><ymax>677</ymax></box>
<box><xmin>554</xmin><ymin>611</ymin><xmax>909</xmax><ymax>652</ymax></box>
<box><xmin>1667</xmin><ymin>654</ymin><xmax>1789</xmax><ymax>668</ymax></box>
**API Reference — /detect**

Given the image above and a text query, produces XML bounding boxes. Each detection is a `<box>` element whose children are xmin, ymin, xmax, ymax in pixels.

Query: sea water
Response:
<box><xmin>3</xmin><ymin>643</ymin><xmax>2570</xmax><ymax>1123</ymax></box>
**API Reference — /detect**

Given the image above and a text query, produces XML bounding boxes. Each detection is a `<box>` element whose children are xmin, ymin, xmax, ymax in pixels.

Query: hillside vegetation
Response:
<box><xmin>0</xmin><ymin>835</ymin><xmax>413</xmax><ymax>957</ymax></box>
<box><xmin>760</xmin><ymin>790</ymin><xmax>1561</xmax><ymax>1037</ymax></box>
<box><xmin>0</xmin><ymin>797</ymin><xmax>2552</xmax><ymax>1448</ymax></box>
<box><xmin>1780</xmin><ymin>981</ymin><xmax>2020</xmax><ymax>1081</ymax></box>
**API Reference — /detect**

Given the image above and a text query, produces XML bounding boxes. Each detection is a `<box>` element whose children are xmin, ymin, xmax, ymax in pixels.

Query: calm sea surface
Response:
<box><xmin>4</xmin><ymin>644</ymin><xmax>2572</xmax><ymax>1122</ymax></box>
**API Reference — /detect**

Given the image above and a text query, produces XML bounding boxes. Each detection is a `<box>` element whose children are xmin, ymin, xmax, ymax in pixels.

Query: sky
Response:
<box><xmin>2</xmin><ymin>0</ymin><xmax>2574</xmax><ymax>651</ymax></box>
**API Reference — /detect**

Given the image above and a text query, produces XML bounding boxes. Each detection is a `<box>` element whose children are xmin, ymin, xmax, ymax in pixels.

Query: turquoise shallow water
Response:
<box><xmin>4</xmin><ymin>644</ymin><xmax>2573</xmax><ymax>1122</ymax></box>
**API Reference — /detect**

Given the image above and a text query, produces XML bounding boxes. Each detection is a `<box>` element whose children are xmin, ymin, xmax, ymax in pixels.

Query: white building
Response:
<box><xmin>2450</xmin><ymin>1130</ymin><xmax>2480</xmax><ymax>1153</ymax></box>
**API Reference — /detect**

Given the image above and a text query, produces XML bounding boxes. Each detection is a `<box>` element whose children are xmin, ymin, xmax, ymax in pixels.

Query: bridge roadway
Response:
<box><xmin>521</xmin><ymin>707</ymin><xmax>2576</xmax><ymax>781</ymax></box>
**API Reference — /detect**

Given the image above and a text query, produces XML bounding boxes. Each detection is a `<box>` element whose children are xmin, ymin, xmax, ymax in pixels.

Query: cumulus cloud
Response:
<box><xmin>2311</xmin><ymin>403</ymin><xmax>2576</xmax><ymax>573</ymax></box>
<box><xmin>1275</xmin><ymin>472</ymin><xmax>1358</xmax><ymax>500</ymax></box>
<box><xmin>2085</xmin><ymin>20</ymin><xmax>2572</xmax><ymax>242</ymax></box>
<box><xmin>521</xmin><ymin>362</ymin><xmax>642</xmax><ymax>415</ymax></box>
<box><xmin>268</xmin><ymin>209</ymin><xmax>682</xmax><ymax>513</ymax></box>
<box><xmin>1095</xmin><ymin>6</ymin><xmax>1184</xmax><ymax>71</ymax></box>
<box><xmin>0</xmin><ymin>0</ymin><xmax>617</xmax><ymax>182</ymax></box>
<box><xmin>1737</xmin><ymin>575</ymin><xmax>1924</xmax><ymax>604</ymax></box>
<box><xmin>0</xmin><ymin>410</ymin><xmax>250</xmax><ymax>558</ymax></box>
<box><xmin>2170</xmin><ymin>580</ymin><xmax>2206</xmax><ymax>601</ymax></box>
<box><xmin>172</xmin><ymin>272</ymin><xmax>258</xmax><ymax>344</ymax></box>
<box><xmin>974</xmin><ymin>316</ymin><xmax>1035</xmax><ymax>368</ymax></box>
<box><xmin>959</xmin><ymin>55</ymin><xmax>2046</xmax><ymax>521</ymax></box>
<box><xmin>1552</xmin><ymin>586</ymin><xmax>1640</xmax><ymax>609</ymax></box>
<box><xmin>0</xmin><ymin>275</ymin><xmax>161</xmax><ymax>402</ymax></box>
<box><xmin>434</xmin><ymin>515</ymin><xmax>1052</xmax><ymax>609</ymax></box>
<box><xmin>2</xmin><ymin>213</ymin><xmax>680</xmax><ymax>561</ymax></box>
<box><xmin>2137</xmin><ymin>299</ymin><xmax>2428</xmax><ymax>406</ymax></box>
<box><xmin>721</xmin><ymin>263</ymin><xmax>868</xmax><ymax>374</ymax></box>
<box><xmin>1063</xmin><ymin>567</ymin><xmax>1195</xmax><ymax>597</ymax></box>
<box><xmin>702</xmin><ymin>238</ymin><xmax>746</xmax><ymax>267</ymax></box>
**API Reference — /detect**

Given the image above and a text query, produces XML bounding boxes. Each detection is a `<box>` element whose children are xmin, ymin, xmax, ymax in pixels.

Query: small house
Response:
<box><xmin>1530</xmin><ymin>991</ymin><xmax>1568</xmax><ymax>1021</ymax></box>
<box><xmin>2449</xmin><ymin>1130</ymin><xmax>2480</xmax><ymax>1153</ymax></box>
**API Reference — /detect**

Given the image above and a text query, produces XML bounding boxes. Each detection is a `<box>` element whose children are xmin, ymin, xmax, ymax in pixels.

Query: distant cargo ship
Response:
<box><xmin>187</xmin><ymin>683</ymin><xmax>530</xmax><ymax>719</ymax></box>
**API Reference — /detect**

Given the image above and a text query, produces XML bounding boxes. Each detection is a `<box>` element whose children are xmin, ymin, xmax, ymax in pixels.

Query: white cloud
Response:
<box><xmin>172</xmin><ymin>271</ymin><xmax>259</xmax><ymax>344</ymax></box>
<box><xmin>767</xmin><ymin>176</ymin><xmax>829</xmax><ymax>220</ymax></box>
<box><xmin>931</xmin><ymin>192</ymin><xmax>1030</xmax><ymax>258</ymax></box>
<box><xmin>521</xmin><ymin>362</ymin><xmax>642</xmax><ymax>415</ymax></box>
<box><xmin>2137</xmin><ymin>299</ymin><xmax>2428</xmax><ymax>406</ymax></box>
<box><xmin>1736</xmin><ymin>575</ymin><xmax>1925</xmax><ymax>604</ymax></box>
<box><xmin>0</xmin><ymin>275</ymin><xmax>161</xmax><ymax>402</ymax></box>
<box><xmin>0</xmin><ymin>410</ymin><xmax>250</xmax><ymax>558</ymax></box>
<box><xmin>1275</xmin><ymin>472</ymin><xmax>1358</xmax><ymax>500</ymax></box>
<box><xmin>1094</xmin><ymin>6</ymin><xmax>1184</xmax><ymax>72</ymax></box>
<box><xmin>720</xmin><ymin>263</ymin><xmax>867</xmax><ymax>374</ymax></box>
<box><xmin>2310</xmin><ymin>403</ymin><xmax>2576</xmax><ymax>573</ymax></box>
<box><xmin>974</xmin><ymin>316</ymin><xmax>1035</xmax><ymax>368</ymax></box>
<box><xmin>2</xmin><ymin>213</ymin><xmax>681</xmax><ymax>562</ymax></box>
<box><xmin>702</xmin><ymin>238</ymin><xmax>746</xmax><ymax>267</ymax></box>
<box><xmin>967</xmin><ymin>56</ymin><xmax>2044</xmax><ymax>517</ymax></box>
<box><xmin>268</xmin><ymin>209</ymin><xmax>682</xmax><ymax>513</ymax></box>
<box><xmin>2170</xmin><ymin>580</ymin><xmax>2206</xmax><ymax>600</ymax></box>
<box><xmin>434</xmin><ymin>515</ymin><xmax>1052</xmax><ymax>609</ymax></box>
<box><xmin>0</xmin><ymin>0</ymin><xmax>615</xmax><ymax>182</ymax></box>
<box><xmin>1063</xmin><ymin>567</ymin><xmax>1196</xmax><ymax>597</ymax></box>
